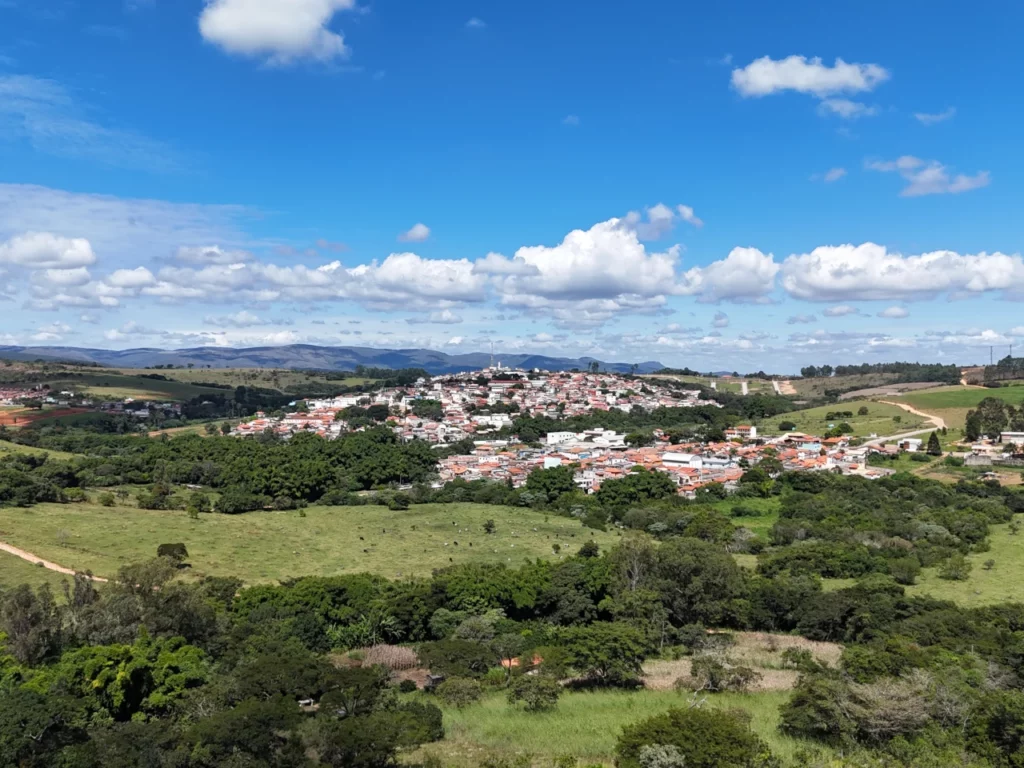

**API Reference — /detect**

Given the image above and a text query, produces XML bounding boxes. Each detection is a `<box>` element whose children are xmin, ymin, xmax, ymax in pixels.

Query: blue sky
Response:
<box><xmin>1</xmin><ymin>0</ymin><xmax>1022</xmax><ymax>372</ymax></box>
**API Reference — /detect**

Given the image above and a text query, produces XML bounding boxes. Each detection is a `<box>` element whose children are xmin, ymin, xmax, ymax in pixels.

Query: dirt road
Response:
<box><xmin>877</xmin><ymin>400</ymin><xmax>946</xmax><ymax>430</ymax></box>
<box><xmin>0</xmin><ymin>541</ymin><xmax>108</xmax><ymax>582</ymax></box>
<box><xmin>859</xmin><ymin>401</ymin><xmax>946</xmax><ymax>448</ymax></box>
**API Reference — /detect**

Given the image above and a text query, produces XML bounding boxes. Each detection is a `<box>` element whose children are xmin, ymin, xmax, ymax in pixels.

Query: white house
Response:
<box><xmin>1001</xmin><ymin>432</ymin><xmax>1024</xmax><ymax>446</ymax></box>
<box><xmin>546</xmin><ymin>431</ymin><xmax>578</xmax><ymax>446</ymax></box>
<box><xmin>662</xmin><ymin>452</ymin><xmax>704</xmax><ymax>470</ymax></box>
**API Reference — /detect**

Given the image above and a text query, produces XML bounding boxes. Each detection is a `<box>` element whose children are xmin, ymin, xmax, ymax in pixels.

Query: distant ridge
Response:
<box><xmin>0</xmin><ymin>344</ymin><xmax>665</xmax><ymax>376</ymax></box>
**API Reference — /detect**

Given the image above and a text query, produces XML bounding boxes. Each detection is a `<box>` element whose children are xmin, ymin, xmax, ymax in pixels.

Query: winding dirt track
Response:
<box><xmin>0</xmin><ymin>541</ymin><xmax>108</xmax><ymax>582</ymax></box>
<box><xmin>877</xmin><ymin>400</ymin><xmax>947</xmax><ymax>430</ymax></box>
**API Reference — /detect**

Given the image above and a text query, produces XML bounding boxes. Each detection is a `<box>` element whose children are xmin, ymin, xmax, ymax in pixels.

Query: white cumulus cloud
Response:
<box><xmin>0</xmin><ymin>232</ymin><xmax>96</xmax><ymax>269</ymax></box>
<box><xmin>677</xmin><ymin>247</ymin><xmax>779</xmax><ymax>303</ymax></box>
<box><xmin>398</xmin><ymin>222</ymin><xmax>431</xmax><ymax>243</ymax></box>
<box><xmin>731</xmin><ymin>55</ymin><xmax>889</xmax><ymax>98</ymax></box>
<box><xmin>783</xmin><ymin>243</ymin><xmax>1024</xmax><ymax>302</ymax></box>
<box><xmin>199</xmin><ymin>0</ymin><xmax>357</xmax><ymax>63</ymax></box>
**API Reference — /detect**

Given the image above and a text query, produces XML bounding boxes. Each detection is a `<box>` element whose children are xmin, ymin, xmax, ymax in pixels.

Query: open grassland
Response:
<box><xmin>0</xmin><ymin>550</ymin><xmax>73</xmax><ymax>594</ymax></box>
<box><xmin>893</xmin><ymin>384</ymin><xmax>1024</xmax><ymax>431</ymax></box>
<box><xmin>0</xmin><ymin>440</ymin><xmax>79</xmax><ymax>461</ymax></box>
<box><xmin>791</xmin><ymin>372</ymin><xmax>902</xmax><ymax>398</ymax></box>
<box><xmin>0</xmin><ymin>407</ymin><xmax>92</xmax><ymax>429</ymax></box>
<box><xmin>907</xmin><ymin>522</ymin><xmax>1024</xmax><ymax>607</ymax></box>
<box><xmin>711</xmin><ymin>496</ymin><xmax>780</xmax><ymax>539</ymax></box>
<box><xmin>415</xmin><ymin>689</ymin><xmax>814</xmax><ymax>767</ymax></box>
<box><xmin>147</xmin><ymin>419</ymin><xmax>235</xmax><ymax>437</ymax></box>
<box><xmin>0</xmin><ymin>502</ymin><xmax>619</xmax><ymax>584</ymax></box>
<box><xmin>45</xmin><ymin>372</ymin><xmax>230</xmax><ymax>402</ymax></box>
<box><xmin>758</xmin><ymin>401</ymin><xmax>927</xmax><ymax>438</ymax></box>
<box><xmin>109</xmin><ymin>367</ymin><xmax>372</xmax><ymax>394</ymax></box>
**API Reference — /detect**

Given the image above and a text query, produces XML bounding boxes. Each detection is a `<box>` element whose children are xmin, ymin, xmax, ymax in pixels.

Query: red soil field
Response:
<box><xmin>0</xmin><ymin>408</ymin><xmax>89</xmax><ymax>427</ymax></box>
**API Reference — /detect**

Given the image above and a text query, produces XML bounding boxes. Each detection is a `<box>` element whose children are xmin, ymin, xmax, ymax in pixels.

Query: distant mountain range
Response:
<box><xmin>0</xmin><ymin>344</ymin><xmax>665</xmax><ymax>375</ymax></box>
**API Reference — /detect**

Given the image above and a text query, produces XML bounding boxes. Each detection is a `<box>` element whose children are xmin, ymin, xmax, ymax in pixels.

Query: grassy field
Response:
<box><xmin>416</xmin><ymin>689</ymin><xmax>812</xmax><ymax>767</ymax></box>
<box><xmin>758</xmin><ymin>401</ymin><xmax>928</xmax><ymax>438</ymax></box>
<box><xmin>907</xmin><ymin>522</ymin><xmax>1024</xmax><ymax>607</ymax></box>
<box><xmin>0</xmin><ymin>440</ymin><xmax>79</xmax><ymax>461</ymax></box>
<box><xmin>45</xmin><ymin>372</ymin><xmax>230</xmax><ymax>402</ymax></box>
<box><xmin>0</xmin><ymin>551</ymin><xmax>73</xmax><ymax>594</ymax></box>
<box><xmin>0</xmin><ymin>502</ymin><xmax>620</xmax><ymax>584</ymax></box>
<box><xmin>791</xmin><ymin>372</ymin><xmax>902</xmax><ymax>398</ymax></box>
<box><xmin>147</xmin><ymin>419</ymin><xmax>235</xmax><ymax>437</ymax></box>
<box><xmin>893</xmin><ymin>384</ymin><xmax>1024</xmax><ymax>432</ymax></box>
<box><xmin>711</xmin><ymin>496</ymin><xmax>781</xmax><ymax>539</ymax></box>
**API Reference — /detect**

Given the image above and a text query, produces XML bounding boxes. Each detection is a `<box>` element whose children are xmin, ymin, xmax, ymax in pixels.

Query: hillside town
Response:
<box><xmin>233</xmin><ymin>367</ymin><xmax>717</xmax><ymax>442</ymax></box>
<box><xmin>7</xmin><ymin>366</ymin><xmax>1021</xmax><ymax>497</ymax></box>
<box><xmin>229</xmin><ymin>367</ymin><xmax>899</xmax><ymax>497</ymax></box>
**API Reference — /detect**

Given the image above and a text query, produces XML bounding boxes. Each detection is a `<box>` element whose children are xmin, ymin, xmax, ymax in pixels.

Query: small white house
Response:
<box><xmin>899</xmin><ymin>437</ymin><xmax>924</xmax><ymax>453</ymax></box>
<box><xmin>546</xmin><ymin>431</ymin><xmax>577</xmax><ymax>446</ymax></box>
<box><xmin>1001</xmin><ymin>432</ymin><xmax>1024</xmax><ymax>446</ymax></box>
<box><xmin>662</xmin><ymin>452</ymin><xmax>704</xmax><ymax>470</ymax></box>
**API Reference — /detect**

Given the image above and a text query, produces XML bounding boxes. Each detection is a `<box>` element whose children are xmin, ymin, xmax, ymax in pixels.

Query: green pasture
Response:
<box><xmin>0</xmin><ymin>502</ymin><xmax>619</xmax><ymax>584</ymax></box>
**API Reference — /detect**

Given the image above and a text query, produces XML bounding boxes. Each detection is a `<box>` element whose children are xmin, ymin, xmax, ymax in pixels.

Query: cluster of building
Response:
<box><xmin>235</xmin><ymin>368</ymin><xmax>711</xmax><ymax>441</ymax></box>
<box><xmin>0</xmin><ymin>386</ymin><xmax>36</xmax><ymax>406</ymax></box>
<box><xmin>0</xmin><ymin>385</ymin><xmax>180</xmax><ymax>420</ymax></box>
<box><xmin>225</xmin><ymin>366</ymin><xmax>913</xmax><ymax>496</ymax></box>
<box><xmin>235</xmin><ymin>367</ymin><xmax>717</xmax><ymax>443</ymax></box>
<box><xmin>232</xmin><ymin>407</ymin><xmax>346</xmax><ymax>439</ymax></box>
<box><xmin>438</xmin><ymin>428</ymin><xmax>895</xmax><ymax>499</ymax></box>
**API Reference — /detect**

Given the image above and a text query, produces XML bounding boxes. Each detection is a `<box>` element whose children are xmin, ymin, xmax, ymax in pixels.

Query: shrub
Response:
<box><xmin>780</xmin><ymin>676</ymin><xmax>856</xmax><ymax>744</ymax></box>
<box><xmin>435</xmin><ymin>677</ymin><xmax>482</xmax><ymax>708</ymax></box>
<box><xmin>507</xmin><ymin>674</ymin><xmax>562</xmax><ymax>711</ymax></box>
<box><xmin>616</xmin><ymin>707</ymin><xmax>777</xmax><ymax>768</ymax></box>
<box><xmin>363</xmin><ymin>644</ymin><xmax>419</xmax><ymax>671</ymax></box>
<box><xmin>398</xmin><ymin>679</ymin><xmax>418</xmax><ymax>693</ymax></box>
<box><xmin>939</xmin><ymin>554</ymin><xmax>972</xmax><ymax>581</ymax></box>
<box><xmin>63</xmin><ymin>488</ymin><xmax>87</xmax><ymax>503</ymax></box>
<box><xmin>780</xmin><ymin>648</ymin><xmax>822</xmax><ymax>674</ymax></box>
<box><xmin>98</xmin><ymin>492</ymin><xmax>115</xmax><ymax>507</ymax></box>
<box><xmin>888</xmin><ymin>556</ymin><xmax>921</xmax><ymax>585</ymax></box>
<box><xmin>778</xmin><ymin>421</ymin><xmax>797</xmax><ymax>432</ymax></box>
<box><xmin>156</xmin><ymin>543</ymin><xmax>189</xmax><ymax>562</ymax></box>
<box><xmin>683</xmin><ymin>656</ymin><xmax>761</xmax><ymax>693</ymax></box>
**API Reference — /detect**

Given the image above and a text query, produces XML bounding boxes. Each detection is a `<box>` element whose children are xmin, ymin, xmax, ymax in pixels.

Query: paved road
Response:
<box><xmin>741</xmin><ymin>381</ymin><xmax>749</xmax><ymax>396</ymax></box>
<box><xmin>772</xmin><ymin>380</ymin><xmax>781</xmax><ymax>395</ymax></box>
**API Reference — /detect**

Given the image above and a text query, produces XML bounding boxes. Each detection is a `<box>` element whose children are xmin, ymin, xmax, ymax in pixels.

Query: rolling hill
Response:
<box><xmin>0</xmin><ymin>344</ymin><xmax>665</xmax><ymax>375</ymax></box>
